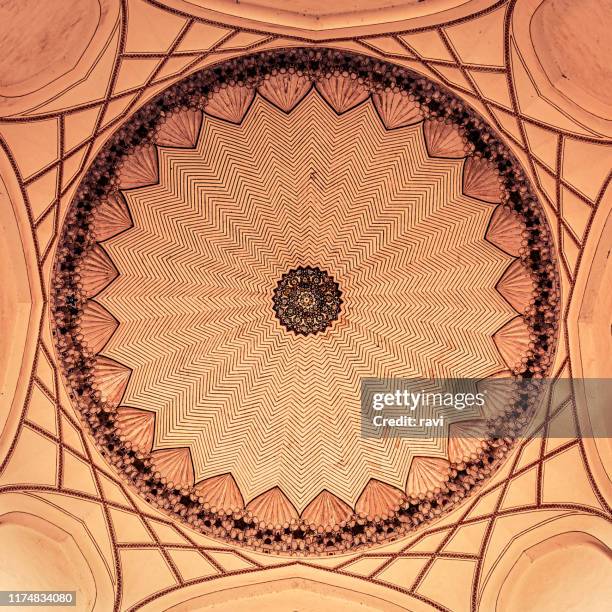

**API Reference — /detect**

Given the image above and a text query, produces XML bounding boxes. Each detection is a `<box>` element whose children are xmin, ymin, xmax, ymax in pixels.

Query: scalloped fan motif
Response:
<box><xmin>93</xmin><ymin>356</ymin><xmax>131</xmax><ymax>405</ymax></box>
<box><xmin>150</xmin><ymin>448</ymin><xmax>195</xmax><ymax>488</ymax></box>
<box><xmin>93</xmin><ymin>193</ymin><xmax>132</xmax><ymax>242</ymax></box>
<box><xmin>258</xmin><ymin>73</ymin><xmax>312</xmax><ymax>112</ymax></box>
<box><xmin>406</xmin><ymin>457</ymin><xmax>450</xmax><ymax>497</ymax></box>
<box><xmin>156</xmin><ymin>109</ymin><xmax>203</xmax><ymax>148</ymax></box>
<box><xmin>205</xmin><ymin>85</ymin><xmax>255</xmax><ymax>124</ymax></box>
<box><xmin>372</xmin><ymin>91</ymin><xmax>422</xmax><ymax>129</ymax></box>
<box><xmin>119</xmin><ymin>145</ymin><xmax>159</xmax><ymax>190</ymax></box>
<box><xmin>423</xmin><ymin>119</ymin><xmax>465</xmax><ymax>158</ymax></box>
<box><xmin>80</xmin><ymin>300</ymin><xmax>118</xmax><ymax>353</ymax></box>
<box><xmin>477</xmin><ymin>371</ymin><xmax>515</xmax><ymax>419</ymax></box>
<box><xmin>246</xmin><ymin>487</ymin><xmax>299</xmax><ymax>526</ymax></box>
<box><xmin>448</xmin><ymin>420</ymin><xmax>488</xmax><ymax>463</ymax></box>
<box><xmin>355</xmin><ymin>479</ymin><xmax>404</xmax><ymax>517</ymax></box>
<box><xmin>316</xmin><ymin>75</ymin><xmax>369</xmax><ymax>114</ymax></box>
<box><xmin>486</xmin><ymin>205</ymin><xmax>523</xmax><ymax>256</ymax></box>
<box><xmin>496</xmin><ymin>260</ymin><xmax>534</xmax><ymax>313</ymax></box>
<box><xmin>195</xmin><ymin>473</ymin><xmax>244</xmax><ymax>510</ymax></box>
<box><xmin>81</xmin><ymin>245</ymin><xmax>118</xmax><ymax>298</ymax></box>
<box><xmin>493</xmin><ymin>317</ymin><xmax>530</xmax><ymax>370</ymax></box>
<box><xmin>116</xmin><ymin>406</ymin><xmax>155</xmax><ymax>453</ymax></box>
<box><xmin>301</xmin><ymin>491</ymin><xmax>353</xmax><ymax>527</ymax></box>
<box><xmin>463</xmin><ymin>157</ymin><xmax>501</xmax><ymax>203</ymax></box>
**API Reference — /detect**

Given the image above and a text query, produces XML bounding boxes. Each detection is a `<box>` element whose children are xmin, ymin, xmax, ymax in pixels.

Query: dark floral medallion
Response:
<box><xmin>273</xmin><ymin>266</ymin><xmax>342</xmax><ymax>336</ymax></box>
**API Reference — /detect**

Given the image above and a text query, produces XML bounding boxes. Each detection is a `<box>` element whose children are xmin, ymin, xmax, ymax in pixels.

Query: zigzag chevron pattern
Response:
<box><xmin>93</xmin><ymin>84</ymin><xmax>526</xmax><ymax>513</ymax></box>
<box><xmin>0</xmin><ymin>0</ymin><xmax>594</xmax><ymax>596</ymax></box>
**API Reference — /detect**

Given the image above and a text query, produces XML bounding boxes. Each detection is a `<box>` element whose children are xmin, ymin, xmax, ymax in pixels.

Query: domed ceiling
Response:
<box><xmin>50</xmin><ymin>49</ymin><xmax>559</xmax><ymax>554</ymax></box>
<box><xmin>0</xmin><ymin>0</ymin><xmax>610</xmax><ymax>610</ymax></box>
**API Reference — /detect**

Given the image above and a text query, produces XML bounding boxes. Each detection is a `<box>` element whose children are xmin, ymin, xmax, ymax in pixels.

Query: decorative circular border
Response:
<box><xmin>51</xmin><ymin>48</ymin><xmax>560</xmax><ymax>556</ymax></box>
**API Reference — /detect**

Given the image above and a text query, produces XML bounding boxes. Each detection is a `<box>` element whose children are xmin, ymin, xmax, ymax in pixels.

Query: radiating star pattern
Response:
<box><xmin>97</xmin><ymin>88</ymin><xmax>516</xmax><ymax>510</ymax></box>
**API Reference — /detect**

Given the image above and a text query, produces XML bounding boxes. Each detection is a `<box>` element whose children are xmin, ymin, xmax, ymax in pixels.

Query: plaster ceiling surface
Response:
<box><xmin>0</xmin><ymin>0</ymin><xmax>611</xmax><ymax>611</ymax></box>
<box><xmin>164</xmin><ymin>0</ymin><xmax>480</xmax><ymax>30</ymax></box>
<box><xmin>0</xmin><ymin>0</ymin><xmax>99</xmax><ymax>96</ymax></box>
<box><xmin>0</xmin><ymin>0</ymin><xmax>120</xmax><ymax>115</ymax></box>
<box><xmin>530</xmin><ymin>0</ymin><xmax>612</xmax><ymax>121</ymax></box>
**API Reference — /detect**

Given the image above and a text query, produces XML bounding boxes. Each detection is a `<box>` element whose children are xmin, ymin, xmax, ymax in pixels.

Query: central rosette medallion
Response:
<box><xmin>273</xmin><ymin>266</ymin><xmax>342</xmax><ymax>335</ymax></box>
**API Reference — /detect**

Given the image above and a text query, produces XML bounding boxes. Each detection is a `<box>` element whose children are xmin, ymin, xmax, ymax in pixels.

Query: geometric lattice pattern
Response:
<box><xmin>1</xmin><ymin>0</ymin><xmax>610</xmax><ymax>610</ymax></box>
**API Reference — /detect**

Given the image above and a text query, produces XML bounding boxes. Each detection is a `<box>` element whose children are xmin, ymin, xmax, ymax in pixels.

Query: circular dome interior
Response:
<box><xmin>51</xmin><ymin>48</ymin><xmax>559</xmax><ymax>556</ymax></box>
